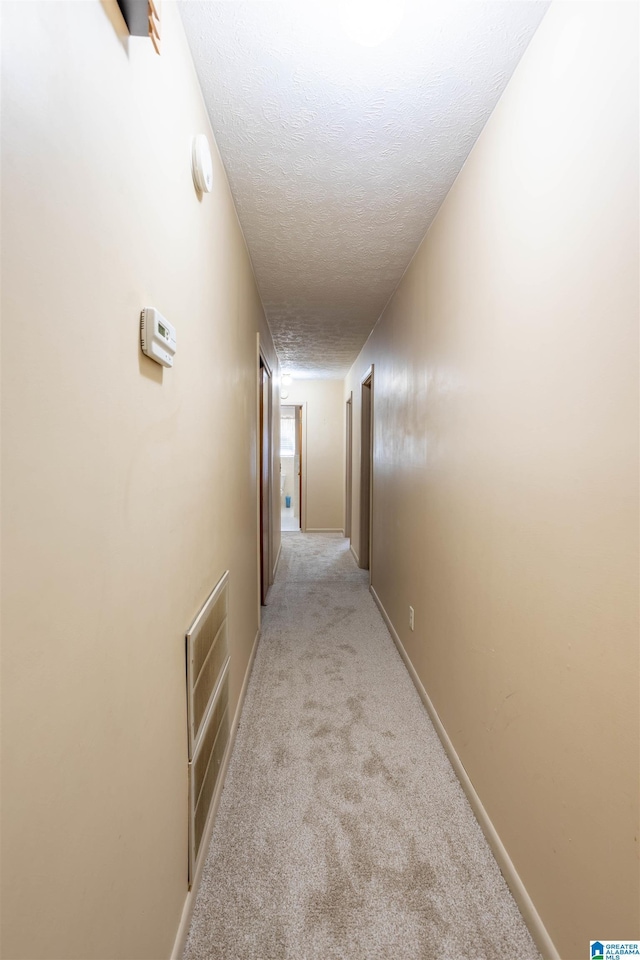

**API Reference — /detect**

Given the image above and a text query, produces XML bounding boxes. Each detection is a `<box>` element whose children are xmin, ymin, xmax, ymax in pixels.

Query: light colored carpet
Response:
<box><xmin>183</xmin><ymin>533</ymin><xmax>541</xmax><ymax>960</ymax></box>
<box><xmin>274</xmin><ymin>530</ymin><xmax>365</xmax><ymax>583</ymax></box>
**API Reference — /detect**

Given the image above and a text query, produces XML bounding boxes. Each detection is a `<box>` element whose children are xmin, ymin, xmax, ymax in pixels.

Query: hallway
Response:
<box><xmin>2</xmin><ymin>4</ymin><xmax>638</xmax><ymax>958</ymax></box>
<box><xmin>183</xmin><ymin>534</ymin><xmax>539</xmax><ymax>960</ymax></box>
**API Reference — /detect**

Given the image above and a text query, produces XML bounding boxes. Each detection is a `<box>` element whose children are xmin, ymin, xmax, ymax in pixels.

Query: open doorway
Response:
<box><xmin>345</xmin><ymin>394</ymin><xmax>352</xmax><ymax>541</ymax></box>
<box><xmin>259</xmin><ymin>354</ymin><xmax>273</xmax><ymax>605</ymax></box>
<box><xmin>280</xmin><ymin>405</ymin><xmax>302</xmax><ymax>532</ymax></box>
<box><xmin>359</xmin><ymin>369</ymin><xmax>373</xmax><ymax>572</ymax></box>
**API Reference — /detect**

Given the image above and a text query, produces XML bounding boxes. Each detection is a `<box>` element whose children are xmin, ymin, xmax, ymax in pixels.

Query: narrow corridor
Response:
<box><xmin>183</xmin><ymin>534</ymin><xmax>540</xmax><ymax>960</ymax></box>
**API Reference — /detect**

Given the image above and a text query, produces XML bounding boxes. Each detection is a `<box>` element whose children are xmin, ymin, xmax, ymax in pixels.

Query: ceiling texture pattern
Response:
<box><xmin>180</xmin><ymin>2</ymin><xmax>549</xmax><ymax>378</ymax></box>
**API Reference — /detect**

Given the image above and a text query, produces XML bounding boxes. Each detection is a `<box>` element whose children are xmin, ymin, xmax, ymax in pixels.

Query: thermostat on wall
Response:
<box><xmin>140</xmin><ymin>307</ymin><xmax>176</xmax><ymax>367</ymax></box>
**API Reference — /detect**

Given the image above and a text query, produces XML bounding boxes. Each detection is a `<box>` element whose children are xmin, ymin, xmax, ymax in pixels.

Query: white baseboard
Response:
<box><xmin>369</xmin><ymin>585</ymin><xmax>560</xmax><ymax>960</ymax></box>
<box><xmin>349</xmin><ymin>544</ymin><xmax>359</xmax><ymax>566</ymax></box>
<box><xmin>170</xmin><ymin>627</ymin><xmax>262</xmax><ymax>960</ymax></box>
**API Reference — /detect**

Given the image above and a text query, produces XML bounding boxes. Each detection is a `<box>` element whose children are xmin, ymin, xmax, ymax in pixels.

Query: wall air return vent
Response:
<box><xmin>186</xmin><ymin>571</ymin><xmax>230</xmax><ymax>883</ymax></box>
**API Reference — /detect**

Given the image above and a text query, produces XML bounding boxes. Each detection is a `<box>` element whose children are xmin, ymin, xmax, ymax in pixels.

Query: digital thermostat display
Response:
<box><xmin>140</xmin><ymin>307</ymin><xmax>176</xmax><ymax>368</ymax></box>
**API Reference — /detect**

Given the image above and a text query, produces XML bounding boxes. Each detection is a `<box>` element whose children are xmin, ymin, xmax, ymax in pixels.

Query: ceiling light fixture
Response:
<box><xmin>340</xmin><ymin>0</ymin><xmax>405</xmax><ymax>47</ymax></box>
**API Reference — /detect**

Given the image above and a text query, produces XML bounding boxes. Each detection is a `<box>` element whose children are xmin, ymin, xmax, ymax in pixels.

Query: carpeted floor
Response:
<box><xmin>183</xmin><ymin>533</ymin><xmax>541</xmax><ymax>960</ymax></box>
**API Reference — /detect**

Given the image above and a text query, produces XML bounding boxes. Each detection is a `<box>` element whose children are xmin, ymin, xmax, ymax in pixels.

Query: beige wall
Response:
<box><xmin>346</xmin><ymin>4</ymin><xmax>639</xmax><ymax>957</ymax></box>
<box><xmin>285</xmin><ymin>380</ymin><xmax>344</xmax><ymax>532</ymax></box>
<box><xmin>1</xmin><ymin>3</ymin><xmax>279</xmax><ymax>958</ymax></box>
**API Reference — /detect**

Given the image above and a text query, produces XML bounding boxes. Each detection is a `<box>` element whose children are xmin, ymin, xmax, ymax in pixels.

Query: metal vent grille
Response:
<box><xmin>187</xmin><ymin>572</ymin><xmax>229</xmax><ymax>759</ymax></box>
<box><xmin>191</xmin><ymin>665</ymin><xmax>229</xmax><ymax>869</ymax></box>
<box><xmin>186</xmin><ymin>572</ymin><xmax>231</xmax><ymax>882</ymax></box>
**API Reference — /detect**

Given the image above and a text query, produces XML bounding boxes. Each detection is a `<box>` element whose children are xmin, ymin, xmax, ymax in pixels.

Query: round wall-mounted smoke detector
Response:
<box><xmin>191</xmin><ymin>135</ymin><xmax>213</xmax><ymax>194</ymax></box>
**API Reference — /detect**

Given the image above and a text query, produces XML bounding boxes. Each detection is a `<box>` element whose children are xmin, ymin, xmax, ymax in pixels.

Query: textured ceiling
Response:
<box><xmin>180</xmin><ymin>2</ymin><xmax>549</xmax><ymax>378</ymax></box>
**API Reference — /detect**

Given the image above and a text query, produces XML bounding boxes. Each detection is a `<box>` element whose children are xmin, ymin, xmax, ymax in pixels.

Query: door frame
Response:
<box><xmin>296</xmin><ymin>404</ymin><xmax>304</xmax><ymax>532</ymax></box>
<box><xmin>345</xmin><ymin>393</ymin><xmax>353</xmax><ymax>540</ymax></box>
<box><xmin>297</xmin><ymin>402</ymin><xmax>308</xmax><ymax>532</ymax></box>
<box><xmin>279</xmin><ymin>402</ymin><xmax>304</xmax><ymax>533</ymax></box>
<box><xmin>258</xmin><ymin>343</ymin><xmax>273</xmax><ymax>607</ymax></box>
<box><xmin>359</xmin><ymin>367</ymin><xmax>374</xmax><ymax>576</ymax></box>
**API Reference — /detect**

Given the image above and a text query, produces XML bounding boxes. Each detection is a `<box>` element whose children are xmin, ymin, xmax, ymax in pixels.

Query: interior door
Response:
<box><xmin>295</xmin><ymin>405</ymin><xmax>302</xmax><ymax>531</ymax></box>
<box><xmin>360</xmin><ymin>372</ymin><xmax>372</xmax><ymax>571</ymax></box>
<box><xmin>345</xmin><ymin>395</ymin><xmax>352</xmax><ymax>540</ymax></box>
<box><xmin>259</xmin><ymin>359</ymin><xmax>271</xmax><ymax>604</ymax></box>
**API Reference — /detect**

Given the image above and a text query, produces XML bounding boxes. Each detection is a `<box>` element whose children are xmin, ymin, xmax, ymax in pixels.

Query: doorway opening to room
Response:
<box><xmin>345</xmin><ymin>394</ymin><xmax>353</xmax><ymax>541</ymax></box>
<box><xmin>359</xmin><ymin>368</ymin><xmax>373</xmax><ymax>573</ymax></box>
<box><xmin>259</xmin><ymin>353</ymin><xmax>273</xmax><ymax>605</ymax></box>
<box><xmin>280</xmin><ymin>405</ymin><xmax>302</xmax><ymax>532</ymax></box>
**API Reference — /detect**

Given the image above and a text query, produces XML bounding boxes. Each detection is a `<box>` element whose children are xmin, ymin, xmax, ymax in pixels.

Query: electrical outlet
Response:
<box><xmin>409</xmin><ymin>605</ymin><xmax>415</xmax><ymax>631</ymax></box>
